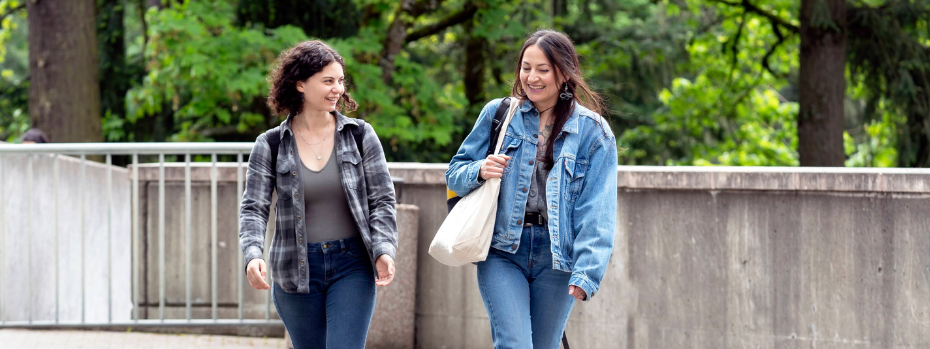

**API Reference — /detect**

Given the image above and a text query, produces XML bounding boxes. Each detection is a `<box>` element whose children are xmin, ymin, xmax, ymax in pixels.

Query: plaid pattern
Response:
<box><xmin>239</xmin><ymin>112</ymin><xmax>398</xmax><ymax>294</ymax></box>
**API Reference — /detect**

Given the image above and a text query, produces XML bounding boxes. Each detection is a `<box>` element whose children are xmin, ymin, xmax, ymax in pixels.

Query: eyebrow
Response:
<box><xmin>522</xmin><ymin>62</ymin><xmax>551</xmax><ymax>67</ymax></box>
<box><xmin>321</xmin><ymin>76</ymin><xmax>345</xmax><ymax>79</ymax></box>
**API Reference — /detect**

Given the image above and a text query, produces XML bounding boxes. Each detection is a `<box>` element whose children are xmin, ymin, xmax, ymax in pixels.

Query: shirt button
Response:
<box><xmin>298</xmin><ymin>238</ymin><xmax>303</xmax><ymax>243</ymax></box>
<box><xmin>290</xmin><ymin>150</ymin><xmax>293</xmax><ymax>155</ymax></box>
<box><xmin>297</xmin><ymin>216</ymin><xmax>301</xmax><ymax>221</ymax></box>
<box><xmin>300</xmin><ymin>260</ymin><xmax>305</xmax><ymax>265</ymax></box>
<box><xmin>294</xmin><ymin>193</ymin><xmax>298</xmax><ymax>199</ymax></box>
<box><xmin>517</xmin><ymin>219</ymin><xmax>523</xmax><ymax>225</ymax></box>
<box><xmin>292</xmin><ymin>171</ymin><xmax>297</xmax><ymax>176</ymax></box>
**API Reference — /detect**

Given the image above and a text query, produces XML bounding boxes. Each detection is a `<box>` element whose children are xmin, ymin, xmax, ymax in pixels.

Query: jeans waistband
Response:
<box><xmin>306</xmin><ymin>235</ymin><xmax>363</xmax><ymax>252</ymax></box>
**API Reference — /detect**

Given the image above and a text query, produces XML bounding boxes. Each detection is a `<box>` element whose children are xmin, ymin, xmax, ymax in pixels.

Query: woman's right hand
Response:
<box><xmin>247</xmin><ymin>259</ymin><xmax>271</xmax><ymax>290</ymax></box>
<box><xmin>479</xmin><ymin>154</ymin><xmax>511</xmax><ymax>180</ymax></box>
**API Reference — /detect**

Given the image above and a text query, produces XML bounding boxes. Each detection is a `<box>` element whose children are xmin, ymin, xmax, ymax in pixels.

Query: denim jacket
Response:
<box><xmin>239</xmin><ymin>111</ymin><xmax>398</xmax><ymax>294</ymax></box>
<box><xmin>446</xmin><ymin>98</ymin><xmax>617</xmax><ymax>300</ymax></box>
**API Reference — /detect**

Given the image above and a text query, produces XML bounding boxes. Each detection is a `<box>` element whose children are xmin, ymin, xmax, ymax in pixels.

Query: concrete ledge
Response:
<box><xmin>387</xmin><ymin>163</ymin><xmax>449</xmax><ymax>185</ymax></box>
<box><xmin>379</xmin><ymin>164</ymin><xmax>930</xmax><ymax>193</ymax></box>
<box><xmin>616</xmin><ymin>166</ymin><xmax>930</xmax><ymax>193</ymax></box>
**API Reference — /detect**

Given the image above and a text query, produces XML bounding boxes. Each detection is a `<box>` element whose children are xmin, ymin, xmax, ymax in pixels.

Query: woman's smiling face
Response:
<box><xmin>297</xmin><ymin>61</ymin><xmax>345</xmax><ymax>113</ymax></box>
<box><xmin>520</xmin><ymin>44</ymin><xmax>561</xmax><ymax>108</ymax></box>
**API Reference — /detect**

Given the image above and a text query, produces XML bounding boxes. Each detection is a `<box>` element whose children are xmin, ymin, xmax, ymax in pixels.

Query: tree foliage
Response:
<box><xmin>1</xmin><ymin>0</ymin><xmax>929</xmax><ymax>168</ymax></box>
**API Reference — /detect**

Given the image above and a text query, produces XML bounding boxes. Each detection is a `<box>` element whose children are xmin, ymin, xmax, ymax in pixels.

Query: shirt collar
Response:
<box><xmin>280</xmin><ymin>110</ymin><xmax>357</xmax><ymax>141</ymax></box>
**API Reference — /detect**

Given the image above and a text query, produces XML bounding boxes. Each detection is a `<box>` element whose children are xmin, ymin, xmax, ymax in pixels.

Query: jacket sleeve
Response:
<box><xmin>360</xmin><ymin>123</ymin><xmax>398</xmax><ymax>261</ymax></box>
<box><xmin>569</xmin><ymin>129</ymin><xmax>618</xmax><ymax>301</ymax></box>
<box><xmin>445</xmin><ymin>98</ymin><xmax>504</xmax><ymax>196</ymax></box>
<box><xmin>238</xmin><ymin>132</ymin><xmax>276</xmax><ymax>272</ymax></box>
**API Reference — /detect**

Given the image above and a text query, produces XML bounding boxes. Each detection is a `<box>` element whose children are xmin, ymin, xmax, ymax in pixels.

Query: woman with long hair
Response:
<box><xmin>446</xmin><ymin>29</ymin><xmax>618</xmax><ymax>348</ymax></box>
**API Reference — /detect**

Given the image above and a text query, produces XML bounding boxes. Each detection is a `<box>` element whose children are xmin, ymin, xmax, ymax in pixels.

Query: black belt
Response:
<box><xmin>523</xmin><ymin>212</ymin><xmax>545</xmax><ymax>227</ymax></box>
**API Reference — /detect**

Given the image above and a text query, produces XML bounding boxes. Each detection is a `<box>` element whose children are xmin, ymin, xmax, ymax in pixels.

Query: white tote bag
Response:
<box><xmin>429</xmin><ymin>100</ymin><xmax>519</xmax><ymax>266</ymax></box>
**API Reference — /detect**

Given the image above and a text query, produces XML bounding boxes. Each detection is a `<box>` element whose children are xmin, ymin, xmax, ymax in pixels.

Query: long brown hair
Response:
<box><xmin>511</xmin><ymin>30</ymin><xmax>605</xmax><ymax>170</ymax></box>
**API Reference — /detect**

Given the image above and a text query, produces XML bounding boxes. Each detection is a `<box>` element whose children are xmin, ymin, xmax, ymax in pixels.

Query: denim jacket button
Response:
<box><xmin>511</xmin><ymin>244</ymin><xmax>518</xmax><ymax>250</ymax></box>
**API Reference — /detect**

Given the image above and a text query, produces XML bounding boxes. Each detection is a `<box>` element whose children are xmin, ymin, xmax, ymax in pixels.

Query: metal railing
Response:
<box><xmin>0</xmin><ymin>142</ymin><xmax>280</xmax><ymax>328</ymax></box>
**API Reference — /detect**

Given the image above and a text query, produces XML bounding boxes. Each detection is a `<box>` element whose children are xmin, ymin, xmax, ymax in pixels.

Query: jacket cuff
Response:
<box><xmin>569</xmin><ymin>273</ymin><xmax>599</xmax><ymax>301</ymax></box>
<box><xmin>243</xmin><ymin>246</ymin><xmax>263</xmax><ymax>274</ymax></box>
<box><xmin>469</xmin><ymin>160</ymin><xmax>485</xmax><ymax>187</ymax></box>
<box><xmin>373</xmin><ymin>243</ymin><xmax>397</xmax><ymax>263</ymax></box>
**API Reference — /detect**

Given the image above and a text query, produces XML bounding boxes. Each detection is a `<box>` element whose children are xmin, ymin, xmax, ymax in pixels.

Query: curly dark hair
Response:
<box><xmin>267</xmin><ymin>40</ymin><xmax>358</xmax><ymax>117</ymax></box>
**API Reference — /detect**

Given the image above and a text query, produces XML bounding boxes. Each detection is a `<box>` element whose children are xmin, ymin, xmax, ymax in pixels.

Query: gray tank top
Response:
<box><xmin>298</xmin><ymin>145</ymin><xmax>360</xmax><ymax>243</ymax></box>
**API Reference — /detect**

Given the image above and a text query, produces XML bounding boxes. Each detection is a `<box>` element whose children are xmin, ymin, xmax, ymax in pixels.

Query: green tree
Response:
<box><xmin>0</xmin><ymin>0</ymin><xmax>28</xmax><ymax>141</ymax></box>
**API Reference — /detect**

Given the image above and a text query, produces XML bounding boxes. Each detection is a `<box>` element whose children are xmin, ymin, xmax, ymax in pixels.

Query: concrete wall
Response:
<box><xmin>388</xmin><ymin>164</ymin><xmax>930</xmax><ymax>349</ymax></box>
<box><xmin>5</xmin><ymin>156</ymin><xmax>930</xmax><ymax>348</ymax></box>
<box><xmin>0</xmin><ymin>153</ymin><xmax>133</xmax><ymax>323</ymax></box>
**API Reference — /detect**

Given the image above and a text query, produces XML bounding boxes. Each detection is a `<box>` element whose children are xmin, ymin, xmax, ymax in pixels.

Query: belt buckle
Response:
<box><xmin>524</xmin><ymin>213</ymin><xmax>542</xmax><ymax>227</ymax></box>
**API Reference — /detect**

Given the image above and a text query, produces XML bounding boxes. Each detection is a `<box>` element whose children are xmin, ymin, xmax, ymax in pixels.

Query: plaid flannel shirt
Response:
<box><xmin>238</xmin><ymin>112</ymin><xmax>398</xmax><ymax>294</ymax></box>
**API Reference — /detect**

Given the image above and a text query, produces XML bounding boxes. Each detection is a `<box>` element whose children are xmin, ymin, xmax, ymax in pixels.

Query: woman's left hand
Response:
<box><xmin>568</xmin><ymin>285</ymin><xmax>586</xmax><ymax>301</ymax></box>
<box><xmin>375</xmin><ymin>254</ymin><xmax>396</xmax><ymax>286</ymax></box>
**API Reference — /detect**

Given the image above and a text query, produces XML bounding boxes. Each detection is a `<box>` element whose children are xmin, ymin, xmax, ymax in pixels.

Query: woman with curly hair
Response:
<box><xmin>238</xmin><ymin>40</ymin><xmax>398</xmax><ymax>349</ymax></box>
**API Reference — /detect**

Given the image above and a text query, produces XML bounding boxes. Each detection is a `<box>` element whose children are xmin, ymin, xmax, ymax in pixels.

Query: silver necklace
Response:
<box><xmin>296</xmin><ymin>128</ymin><xmax>328</xmax><ymax>160</ymax></box>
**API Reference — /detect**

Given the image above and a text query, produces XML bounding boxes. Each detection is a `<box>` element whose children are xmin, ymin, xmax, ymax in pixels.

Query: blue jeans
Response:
<box><xmin>477</xmin><ymin>225</ymin><xmax>576</xmax><ymax>349</ymax></box>
<box><xmin>272</xmin><ymin>236</ymin><xmax>376</xmax><ymax>349</ymax></box>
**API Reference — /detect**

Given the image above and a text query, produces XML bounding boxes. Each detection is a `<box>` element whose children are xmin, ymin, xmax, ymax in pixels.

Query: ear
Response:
<box><xmin>296</xmin><ymin>80</ymin><xmax>306</xmax><ymax>94</ymax></box>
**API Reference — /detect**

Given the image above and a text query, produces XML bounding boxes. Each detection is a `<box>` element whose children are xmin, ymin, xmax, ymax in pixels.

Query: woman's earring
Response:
<box><xmin>559</xmin><ymin>83</ymin><xmax>573</xmax><ymax>100</ymax></box>
<box><xmin>301</xmin><ymin>94</ymin><xmax>305</xmax><ymax>102</ymax></box>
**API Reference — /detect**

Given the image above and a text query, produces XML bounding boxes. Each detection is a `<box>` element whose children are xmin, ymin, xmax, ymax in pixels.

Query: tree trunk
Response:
<box><xmin>28</xmin><ymin>0</ymin><xmax>102</xmax><ymax>143</ymax></box>
<box><xmin>98</xmin><ymin>0</ymin><xmax>128</xmax><ymax>124</ymax></box>
<box><xmin>380</xmin><ymin>0</ymin><xmax>416</xmax><ymax>85</ymax></box>
<box><xmin>463</xmin><ymin>19</ymin><xmax>486</xmax><ymax>107</ymax></box>
<box><xmin>798</xmin><ymin>0</ymin><xmax>847</xmax><ymax>166</ymax></box>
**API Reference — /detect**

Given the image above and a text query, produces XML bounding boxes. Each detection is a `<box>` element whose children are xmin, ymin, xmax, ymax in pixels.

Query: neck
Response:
<box><xmin>297</xmin><ymin>108</ymin><xmax>333</xmax><ymax>130</ymax></box>
<box><xmin>532</xmin><ymin>99</ymin><xmax>555</xmax><ymax>112</ymax></box>
<box><xmin>532</xmin><ymin>100</ymin><xmax>556</xmax><ymax>123</ymax></box>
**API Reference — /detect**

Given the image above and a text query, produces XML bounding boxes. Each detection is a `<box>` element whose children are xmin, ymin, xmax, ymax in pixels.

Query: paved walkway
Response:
<box><xmin>0</xmin><ymin>329</ymin><xmax>287</xmax><ymax>349</ymax></box>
